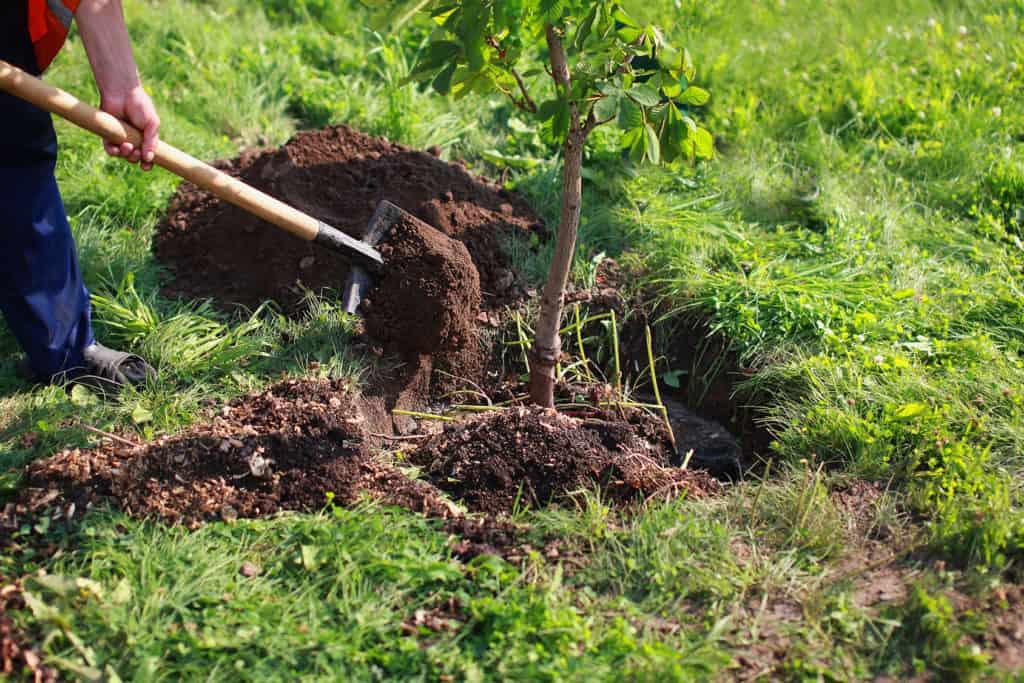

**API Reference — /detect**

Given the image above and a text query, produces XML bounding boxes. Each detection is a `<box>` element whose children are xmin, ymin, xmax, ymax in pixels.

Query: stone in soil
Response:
<box><xmin>154</xmin><ymin>125</ymin><xmax>542</xmax><ymax>313</ymax></box>
<box><xmin>661</xmin><ymin>397</ymin><xmax>744</xmax><ymax>479</ymax></box>
<box><xmin>410</xmin><ymin>407</ymin><xmax>718</xmax><ymax>515</ymax></box>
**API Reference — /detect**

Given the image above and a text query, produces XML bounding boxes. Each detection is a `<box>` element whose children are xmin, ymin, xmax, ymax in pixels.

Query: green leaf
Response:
<box><xmin>657</xmin><ymin>46</ymin><xmax>681</xmax><ymax>71</ymax></box>
<box><xmin>622</xmin><ymin>126</ymin><xmax>645</xmax><ymax>163</ymax></box>
<box><xmin>574</xmin><ymin>4</ymin><xmax>598</xmax><ymax>50</ymax></box>
<box><xmin>110</xmin><ymin>579</ymin><xmax>132</xmax><ymax>605</ymax></box>
<box><xmin>627</xmin><ymin>83</ymin><xmax>662</xmax><ymax>107</ymax></box>
<box><xmin>680</xmin><ymin>86</ymin><xmax>710</xmax><ymax>106</ymax></box>
<box><xmin>71</xmin><ymin>384</ymin><xmax>98</xmax><ymax>407</ymax></box>
<box><xmin>616</xmin><ymin>25</ymin><xmax>642</xmax><ymax>43</ymax></box>
<box><xmin>662</xmin><ymin>370</ymin><xmax>686</xmax><ymax>388</ymax></box>
<box><xmin>618</xmin><ymin>98</ymin><xmax>643</xmax><ymax>129</ymax></box>
<box><xmin>693</xmin><ymin>126</ymin><xmax>714</xmax><ymax>159</ymax></box>
<box><xmin>300</xmin><ymin>545</ymin><xmax>320</xmax><ymax>571</ymax></box>
<box><xmin>645</xmin><ymin>25</ymin><xmax>666</xmax><ymax>50</ymax></box>
<box><xmin>644</xmin><ymin>123</ymin><xmax>661</xmax><ymax>164</ymax></box>
<box><xmin>432</xmin><ymin>63</ymin><xmax>457</xmax><ymax>94</ymax></box>
<box><xmin>465</xmin><ymin>34</ymin><xmax>487</xmax><ymax>70</ymax></box>
<box><xmin>480</xmin><ymin>149</ymin><xmax>543</xmax><ymax>169</ymax></box>
<box><xmin>131</xmin><ymin>405</ymin><xmax>154</xmax><ymax>425</ymax></box>
<box><xmin>611</xmin><ymin>5</ymin><xmax>639</xmax><ymax>27</ymax></box>
<box><xmin>593</xmin><ymin>94</ymin><xmax>620</xmax><ymax>121</ymax></box>
<box><xmin>410</xmin><ymin>40</ymin><xmax>460</xmax><ymax>78</ymax></box>
<box><xmin>681</xmin><ymin>137</ymin><xmax>696</xmax><ymax>161</ymax></box>
<box><xmin>540</xmin><ymin>0</ymin><xmax>565</xmax><ymax>22</ymax></box>
<box><xmin>662</xmin><ymin>79</ymin><xmax>683</xmax><ymax>99</ymax></box>
<box><xmin>893</xmin><ymin>402</ymin><xmax>929</xmax><ymax>421</ymax></box>
<box><xmin>681</xmin><ymin>48</ymin><xmax>696</xmax><ymax>81</ymax></box>
<box><xmin>537</xmin><ymin>99</ymin><xmax>561</xmax><ymax>122</ymax></box>
<box><xmin>660</xmin><ymin>104</ymin><xmax>686</xmax><ymax>162</ymax></box>
<box><xmin>551</xmin><ymin>99</ymin><xmax>570</xmax><ymax>141</ymax></box>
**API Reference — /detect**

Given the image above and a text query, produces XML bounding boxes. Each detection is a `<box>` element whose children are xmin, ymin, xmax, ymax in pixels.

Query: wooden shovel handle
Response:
<box><xmin>0</xmin><ymin>60</ymin><xmax>383</xmax><ymax>267</ymax></box>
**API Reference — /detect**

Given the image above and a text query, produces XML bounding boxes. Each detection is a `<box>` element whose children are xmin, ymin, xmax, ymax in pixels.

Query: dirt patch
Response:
<box><xmin>728</xmin><ymin>598</ymin><xmax>805</xmax><ymax>681</ymax></box>
<box><xmin>977</xmin><ymin>583</ymin><xmax>1024</xmax><ymax>672</ymax></box>
<box><xmin>154</xmin><ymin>125</ymin><xmax>542</xmax><ymax>313</ymax></box>
<box><xmin>410</xmin><ymin>407</ymin><xmax>718</xmax><ymax>514</ymax></box>
<box><xmin>19</xmin><ymin>379</ymin><xmax>456</xmax><ymax>529</ymax></box>
<box><xmin>826</xmin><ymin>481</ymin><xmax>919</xmax><ymax>610</ymax></box>
<box><xmin>401</xmin><ymin>596</ymin><xmax>465</xmax><ymax>638</ymax></box>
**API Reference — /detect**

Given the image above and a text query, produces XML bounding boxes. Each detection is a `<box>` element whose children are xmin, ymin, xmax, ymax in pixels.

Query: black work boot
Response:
<box><xmin>19</xmin><ymin>342</ymin><xmax>156</xmax><ymax>394</ymax></box>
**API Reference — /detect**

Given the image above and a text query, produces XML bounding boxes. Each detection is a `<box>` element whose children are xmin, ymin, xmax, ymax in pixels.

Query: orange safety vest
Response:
<box><xmin>27</xmin><ymin>0</ymin><xmax>81</xmax><ymax>72</ymax></box>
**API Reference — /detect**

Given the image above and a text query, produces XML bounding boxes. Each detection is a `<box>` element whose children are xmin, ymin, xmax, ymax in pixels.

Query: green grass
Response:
<box><xmin>3</xmin><ymin>0</ymin><xmax>1024</xmax><ymax>679</ymax></box>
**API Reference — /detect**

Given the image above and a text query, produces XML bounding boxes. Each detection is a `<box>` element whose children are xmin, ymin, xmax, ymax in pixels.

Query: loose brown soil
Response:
<box><xmin>410</xmin><ymin>407</ymin><xmax>718</xmax><ymax>515</ymax></box>
<box><xmin>10</xmin><ymin>379</ymin><xmax>714</xmax><ymax>534</ymax></box>
<box><xmin>154</xmin><ymin>125</ymin><xmax>542</xmax><ymax>313</ymax></box>
<box><xmin>19</xmin><ymin>379</ymin><xmax>456</xmax><ymax>529</ymax></box>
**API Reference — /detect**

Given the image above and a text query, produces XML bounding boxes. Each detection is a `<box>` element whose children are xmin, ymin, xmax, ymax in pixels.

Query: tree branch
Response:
<box><xmin>545</xmin><ymin>25</ymin><xmax>572</xmax><ymax>93</ymax></box>
<box><xmin>510</xmin><ymin>68</ymin><xmax>538</xmax><ymax>113</ymax></box>
<box><xmin>485</xmin><ymin>35</ymin><xmax>537</xmax><ymax>114</ymax></box>
<box><xmin>583</xmin><ymin>108</ymin><xmax>616</xmax><ymax>135</ymax></box>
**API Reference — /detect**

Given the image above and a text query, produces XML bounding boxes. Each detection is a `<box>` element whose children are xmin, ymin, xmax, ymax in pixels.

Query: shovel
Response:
<box><xmin>0</xmin><ymin>59</ymin><xmax>391</xmax><ymax>313</ymax></box>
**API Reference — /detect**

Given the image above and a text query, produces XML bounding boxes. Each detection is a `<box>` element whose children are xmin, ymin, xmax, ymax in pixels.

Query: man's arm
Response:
<box><xmin>75</xmin><ymin>0</ymin><xmax>160</xmax><ymax>170</ymax></box>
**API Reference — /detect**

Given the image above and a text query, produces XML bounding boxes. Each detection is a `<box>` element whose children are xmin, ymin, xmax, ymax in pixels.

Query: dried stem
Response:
<box><xmin>81</xmin><ymin>423</ymin><xmax>140</xmax><ymax>449</ymax></box>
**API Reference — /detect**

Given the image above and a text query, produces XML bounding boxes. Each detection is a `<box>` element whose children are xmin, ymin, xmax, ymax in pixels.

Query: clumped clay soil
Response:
<box><xmin>154</xmin><ymin>125</ymin><xmax>542</xmax><ymax>313</ymax></box>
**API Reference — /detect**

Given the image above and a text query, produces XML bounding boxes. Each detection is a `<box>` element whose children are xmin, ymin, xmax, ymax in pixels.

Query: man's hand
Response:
<box><xmin>99</xmin><ymin>85</ymin><xmax>160</xmax><ymax>171</ymax></box>
<box><xmin>76</xmin><ymin>0</ymin><xmax>160</xmax><ymax>171</ymax></box>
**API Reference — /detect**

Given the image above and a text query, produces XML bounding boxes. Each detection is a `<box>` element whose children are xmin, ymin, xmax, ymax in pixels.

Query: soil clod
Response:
<box><xmin>363</xmin><ymin>210</ymin><xmax>480</xmax><ymax>358</ymax></box>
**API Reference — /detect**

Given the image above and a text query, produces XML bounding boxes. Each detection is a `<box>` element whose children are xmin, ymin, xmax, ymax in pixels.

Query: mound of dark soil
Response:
<box><xmin>410</xmin><ymin>407</ymin><xmax>718</xmax><ymax>514</ymax></box>
<box><xmin>21</xmin><ymin>379</ymin><xmax>456</xmax><ymax>528</ymax></box>
<box><xmin>363</xmin><ymin>210</ymin><xmax>480</xmax><ymax>357</ymax></box>
<box><xmin>154</xmin><ymin>125</ymin><xmax>542</xmax><ymax>313</ymax></box>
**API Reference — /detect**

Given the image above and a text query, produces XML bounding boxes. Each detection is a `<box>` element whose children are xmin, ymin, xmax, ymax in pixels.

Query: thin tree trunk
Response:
<box><xmin>530</xmin><ymin>26</ymin><xmax>585</xmax><ymax>408</ymax></box>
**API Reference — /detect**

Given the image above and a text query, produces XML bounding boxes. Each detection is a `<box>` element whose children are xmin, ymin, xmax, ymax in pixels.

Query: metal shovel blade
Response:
<box><xmin>341</xmin><ymin>200</ymin><xmax>408</xmax><ymax>314</ymax></box>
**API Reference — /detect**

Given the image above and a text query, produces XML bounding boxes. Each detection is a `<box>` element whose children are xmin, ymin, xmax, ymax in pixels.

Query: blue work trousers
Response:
<box><xmin>1</xmin><ymin>3</ymin><xmax>94</xmax><ymax>380</ymax></box>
